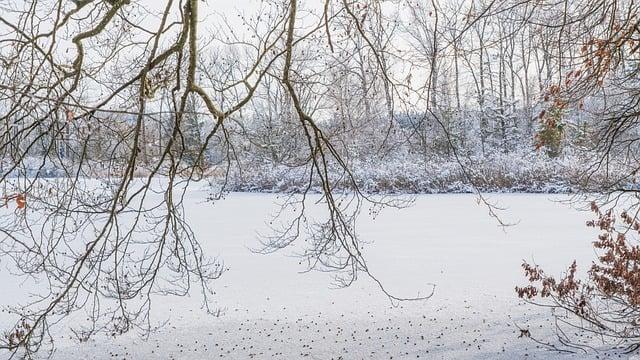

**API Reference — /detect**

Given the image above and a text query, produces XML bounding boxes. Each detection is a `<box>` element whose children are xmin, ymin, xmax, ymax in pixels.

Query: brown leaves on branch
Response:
<box><xmin>15</xmin><ymin>194</ymin><xmax>26</xmax><ymax>209</ymax></box>
<box><xmin>590</xmin><ymin>206</ymin><xmax>640</xmax><ymax>306</ymax></box>
<box><xmin>516</xmin><ymin>201</ymin><xmax>640</xmax><ymax>346</ymax></box>
<box><xmin>5</xmin><ymin>319</ymin><xmax>31</xmax><ymax>350</ymax></box>
<box><xmin>534</xmin><ymin>21</ymin><xmax>639</xmax><ymax>155</ymax></box>
<box><xmin>2</xmin><ymin>193</ymin><xmax>26</xmax><ymax>209</ymax></box>
<box><xmin>516</xmin><ymin>260</ymin><xmax>580</xmax><ymax>301</ymax></box>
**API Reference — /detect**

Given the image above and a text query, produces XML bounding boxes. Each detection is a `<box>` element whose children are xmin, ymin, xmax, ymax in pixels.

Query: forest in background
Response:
<box><xmin>4</xmin><ymin>0</ymin><xmax>636</xmax><ymax>194</ymax></box>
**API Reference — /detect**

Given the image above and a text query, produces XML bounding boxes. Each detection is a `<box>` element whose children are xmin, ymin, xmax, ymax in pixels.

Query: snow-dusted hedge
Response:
<box><xmin>11</xmin><ymin>151</ymin><xmax>610</xmax><ymax>194</ymax></box>
<box><xmin>219</xmin><ymin>152</ymin><xmax>594</xmax><ymax>194</ymax></box>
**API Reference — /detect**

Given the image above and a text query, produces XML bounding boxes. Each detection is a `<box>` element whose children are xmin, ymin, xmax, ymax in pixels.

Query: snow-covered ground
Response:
<box><xmin>0</xmin><ymin>193</ymin><xmax>628</xmax><ymax>359</ymax></box>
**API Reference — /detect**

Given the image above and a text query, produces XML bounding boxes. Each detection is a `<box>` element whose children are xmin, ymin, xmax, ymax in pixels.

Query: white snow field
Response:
<box><xmin>0</xmin><ymin>193</ymin><xmax>628</xmax><ymax>359</ymax></box>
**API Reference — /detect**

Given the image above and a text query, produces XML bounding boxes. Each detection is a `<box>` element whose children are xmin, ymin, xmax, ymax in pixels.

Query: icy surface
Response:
<box><xmin>0</xmin><ymin>193</ymin><xmax>624</xmax><ymax>359</ymax></box>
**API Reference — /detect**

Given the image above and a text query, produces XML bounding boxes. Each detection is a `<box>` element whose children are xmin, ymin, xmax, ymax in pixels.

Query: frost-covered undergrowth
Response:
<box><xmin>225</xmin><ymin>152</ymin><xmax>594</xmax><ymax>194</ymax></box>
<box><xmin>10</xmin><ymin>151</ymin><xmax>609</xmax><ymax>195</ymax></box>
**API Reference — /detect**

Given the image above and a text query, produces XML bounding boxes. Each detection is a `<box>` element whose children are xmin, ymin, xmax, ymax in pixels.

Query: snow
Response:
<box><xmin>0</xmin><ymin>193</ymin><xmax>619</xmax><ymax>359</ymax></box>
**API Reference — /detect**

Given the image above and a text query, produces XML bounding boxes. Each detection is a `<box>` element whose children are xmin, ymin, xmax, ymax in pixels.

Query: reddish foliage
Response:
<box><xmin>2</xmin><ymin>193</ymin><xmax>26</xmax><ymax>209</ymax></box>
<box><xmin>517</xmin><ymin>201</ymin><xmax>640</xmax><ymax>346</ymax></box>
<box><xmin>15</xmin><ymin>194</ymin><xmax>25</xmax><ymax>209</ymax></box>
<box><xmin>534</xmin><ymin>21</ymin><xmax>637</xmax><ymax>153</ymax></box>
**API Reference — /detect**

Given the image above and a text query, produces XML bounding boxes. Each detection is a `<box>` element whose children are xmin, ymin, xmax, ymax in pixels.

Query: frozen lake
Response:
<box><xmin>0</xmin><ymin>193</ymin><xmax>616</xmax><ymax>359</ymax></box>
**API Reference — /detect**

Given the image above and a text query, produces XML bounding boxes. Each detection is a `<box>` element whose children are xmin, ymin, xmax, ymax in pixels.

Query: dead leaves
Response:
<box><xmin>16</xmin><ymin>194</ymin><xmax>26</xmax><ymax>209</ymax></box>
<box><xmin>3</xmin><ymin>193</ymin><xmax>26</xmax><ymax>210</ymax></box>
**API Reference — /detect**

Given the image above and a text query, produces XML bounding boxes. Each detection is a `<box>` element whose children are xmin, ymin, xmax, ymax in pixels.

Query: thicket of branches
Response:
<box><xmin>0</xmin><ymin>0</ymin><xmax>638</xmax><ymax>357</ymax></box>
<box><xmin>517</xmin><ymin>0</ymin><xmax>640</xmax><ymax>353</ymax></box>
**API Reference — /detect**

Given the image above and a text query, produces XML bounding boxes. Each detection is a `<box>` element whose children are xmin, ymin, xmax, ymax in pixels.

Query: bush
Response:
<box><xmin>517</xmin><ymin>201</ymin><xmax>640</xmax><ymax>353</ymax></box>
